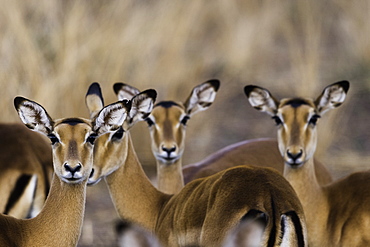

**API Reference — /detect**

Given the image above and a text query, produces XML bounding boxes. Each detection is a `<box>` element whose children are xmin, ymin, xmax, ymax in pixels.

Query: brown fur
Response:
<box><xmin>88</xmin><ymin>91</ymin><xmax>307</xmax><ymax>246</ymax></box>
<box><xmin>113</xmin><ymin>80</ymin><xmax>220</xmax><ymax>194</ymax></box>
<box><xmin>0</xmin><ymin>119</ymin><xmax>92</xmax><ymax>246</ymax></box>
<box><xmin>0</xmin><ymin>123</ymin><xmax>53</xmax><ymax>218</ymax></box>
<box><xmin>93</xmin><ymin>131</ymin><xmax>307</xmax><ymax>246</ymax></box>
<box><xmin>0</xmin><ymin>95</ymin><xmax>128</xmax><ymax>246</ymax></box>
<box><xmin>183</xmin><ymin>138</ymin><xmax>332</xmax><ymax>186</ymax></box>
<box><xmin>246</xmin><ymin>81</ymin><xmax>370</xmax><ymax>246</ymax></box>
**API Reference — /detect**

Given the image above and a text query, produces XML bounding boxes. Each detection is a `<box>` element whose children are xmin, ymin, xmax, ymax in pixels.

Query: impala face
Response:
<box><xmin>85</xmin><ymin>83</ymin><xmax>157</xmax><ymax>185</ymax></box>
<box><xmin>14</xmin><ymin>98</ymin><xmax>98</xmax><ymax>184</ymax></box>
<box><xmin>113</xmin><ymin>79</ymin><xmax>220</xmax><ymax>167</ymax></box>
<box><xmin>274</xmin><ymin>99</ymin><xmax>319</xmax><ymax>167</ymax></box>
<box><xmin>146</xmin><ymin>102</ymin><xmax>188</xmax><ymax>165</ymax></box>
<box><xmin>88</xmin><ymin>128</ymin><xmax>129</xmax><ymax>185</ymax></box>
<box><xmin>245</xmin><ymin>81</ymin><xmax>349</xmax><ymax>168</ymax></box>
<box><xmin>15</xmin><ymin>94</ymin><xmax>131</xmax><ymax>185</ymax></box>
<box><xmin>50</xmin><ymin>119</ymin><xmax>96</xmax><ymax>183</ymax></box>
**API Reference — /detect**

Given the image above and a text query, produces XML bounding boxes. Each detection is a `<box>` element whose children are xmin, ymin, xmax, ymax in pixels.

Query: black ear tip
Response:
<box><xmin>14</xmin><ymin>96</ymin><xmax>26</xmax><ymax>109</ymax></box>
<box><xmin>207</xmin><ymin>79</ymin><xmax>220</xmax><ymax>91</ymax></box>
<box><xmin>143</xmin><ymin>89</ymin><xmax>157</xmax><ymax>101</ymax></box>
<box><xmin>244</xmin><ymin>85</ymin><xmax>256</xmax><ymax>97</ymax></box>
<box><xmin>113</xmin><ymin>82</ymin><xmax>126</xmax><ymax>95</ymax></box>
<box><xmin>124</xmin><ymin>99</ymin><xmax>132</xmax><ymax>111</ymax></box>
<box><xmin>338</xmin><ymin>80</ymin><xmax>350</xmax><ymax>93</ymax></box>
<box><xmin>87</xmin><ymin>82</ymin><xmax>102</xmax><ymax>97</ymax></box>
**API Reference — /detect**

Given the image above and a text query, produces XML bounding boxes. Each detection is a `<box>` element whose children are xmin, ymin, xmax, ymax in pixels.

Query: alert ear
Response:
<box><xmin>183</xmin><ymin>79</ymin><xmax>220</xmax><ymax>116</ymax></box>
<box><xmin>113</xmin><ymin>82</ymin><xmax>141</xmax><ymax>101</ymax></box>
<box><xmin>93</xmin><ymin>100</ymin><xmax>131</xmax><ymax>136</ymax></box>
<box><xmin>127</xmin><ymin>89</ymin><xmax>157</xmax><ymax>128</ymax></box>
<box><xmin>244</xmin><ymin>85</ymin><xmax>279</xmax><ymax>116</ymax></box>
<box><xmin>86</xmin><ymin>82</ymin><xmax>104</xmax><ymax>119</ymax></box>
<box><xmin>14</xmin><ymin>96</ymin><xmax>54</xmax><ymax>136</ymax></box>
<box><xmin>315</xmin><ymin>81</ymin><xmax>350</xmax><ymax>115</ymax></box>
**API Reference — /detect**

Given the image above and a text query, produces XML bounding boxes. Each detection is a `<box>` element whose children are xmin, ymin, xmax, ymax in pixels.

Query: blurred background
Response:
<box><xmin>0</xmin><ymin>0</ymin><xmax>369</xmax><ymax>246</ymax></box>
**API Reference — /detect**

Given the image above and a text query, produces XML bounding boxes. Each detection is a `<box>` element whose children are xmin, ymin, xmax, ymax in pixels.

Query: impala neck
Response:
<box><xmin>105</xmin><ymin>133</ymin><xmax>171</xmax><ymax>231</ymax></box>
<box><xmin>283</xmin><ymin>157</ymin><xmax>328</xmax><ymax>243</ymax></box>
<box><xmin>24</xmin><ymin>175</ymin><xmax>87</xmax><ymax>246</ymax></box>
<box><xmin>156</xmin><ymin>158</ymin><xmax>184</xmax><ymax>194</ymax></box>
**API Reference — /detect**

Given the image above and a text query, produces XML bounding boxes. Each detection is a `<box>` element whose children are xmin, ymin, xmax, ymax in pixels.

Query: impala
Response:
<box><xmin>1</xmin><ymin>94</ymin><xmax>129</xmax><ymax>246</ymax></box>
<box><xmin>244</xmin><ymin>81</ymin><xmax>370</xmax><ymax>246</ymax></box>
<box><xmin>114</xmin><ymin>81</ymin><xmax>332</xmax><ymax>198</ymax></box>
<box><xmin>0</xmin><ymin>124</ymin><xmax>52</xmax><ymax>219</ymax></box>
<box><xmin>87</xmin><ymin>82</ymin><xmax>307</xmax><ymax>247</ymax></box>
<box><xmin>113</xmin><ymin>79</ymin><xmax>220</xmax><ymax>194</ymax></box>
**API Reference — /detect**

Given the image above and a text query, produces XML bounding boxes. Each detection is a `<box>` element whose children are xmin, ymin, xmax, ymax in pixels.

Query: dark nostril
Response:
<box><xmin>287</xmin><ymin>149</ymin><xmax>303</xmax><ymax>160</ymax></box>
<box><xmin>162</xmin><ymin>145</ymin><xmax>176</xmax><ymax>154</ymax></box>
<box><xmin>64</xmin><ymin>163</ymin><xmax>82</xmax><ymax>174</ymax></box>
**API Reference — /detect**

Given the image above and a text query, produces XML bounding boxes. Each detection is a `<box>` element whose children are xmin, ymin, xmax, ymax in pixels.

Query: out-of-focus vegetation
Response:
<box><xmin>1</xmin><ymin>0</ymin><xmax>369</xmax><ymax>246</ymax></box>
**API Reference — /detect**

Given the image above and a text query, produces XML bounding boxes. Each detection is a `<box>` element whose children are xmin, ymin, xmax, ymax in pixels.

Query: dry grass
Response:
<box><xmin>0</xmin><ymin>0</ymin><xmax>369</xmax><ymax>246</ymax></box>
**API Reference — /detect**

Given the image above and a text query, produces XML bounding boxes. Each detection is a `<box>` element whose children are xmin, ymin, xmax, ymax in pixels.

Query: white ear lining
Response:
<box><xmin>94</xmin><ymin>103</ymin><xmax>128</xmax><ymax>135</ymax></box>
<box><xmin>185</xmin><ymin>84</ymin><xmax>218</xmax><ymax>116</ymax></box>
<box><xmin>247</xmin><ymin>89</ymin><xmax>277</xmax><ymax>116</ymax></box>
<box><xmin>117</xmin><ymin>86</ymin><xmax>140</xmax><ymax>101</ymax></box>
<box><xmin>18</xmin><ymin>101</ymin><xmax>52</xmax><ymax>134</ymax></box>
<box><xmin>316</xmin><ymin>83</ymin><xmax>348</xmax><ymax>115</ymax></box>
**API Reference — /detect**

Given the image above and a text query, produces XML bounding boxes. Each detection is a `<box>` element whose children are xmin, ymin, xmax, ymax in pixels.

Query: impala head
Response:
<box><xmin>113</xmin><ymin>79</ymin><xmax>220</xmax><ymax>165</ymax></box>
<box><xmin>14</xmin><ymin>95</ymin><xmax>130</xmax><ymax>184</ymax></box>
<box><xmin>244</xmin><ymin>81</ymin><xmax>349</xmax><ymax>167</ymax></box>
<box><xmin>86</xmin><ymin>82</ymin><xmax>157</xmax><ymax>185</ymax></box>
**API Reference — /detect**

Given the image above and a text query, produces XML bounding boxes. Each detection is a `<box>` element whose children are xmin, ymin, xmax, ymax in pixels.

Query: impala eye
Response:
<box><xmin>272</xmin><ymin>116</ymin><xmax>283</xmax><ymax>126</ymax></box>
<box><xmin>180</xmin><ymin>116</ymin><xmax>190</xmax><ymax>126</ymax></box>
<box><xmin>309</xmin><ymin>114</ymin><xmax>320</xmax><ymax>125</ymax></box>
<box><xmin>86</xmin><ymin>133</ymin><xmax>98</xmax><ymax>145</ymax></box>
<box><xmin>145</xmin><ymin>118</ymin><xmax>155</xmax><ymax>127</ymax></box>
<box><xmin>112</xmin><ymin>127</ymin><xmax>124</xmax><ymax>140</ymax></box>
<box><xmin>47</xmin><ymin>134</ymin><xmax>59</xmax><ymax>145</ymax></box>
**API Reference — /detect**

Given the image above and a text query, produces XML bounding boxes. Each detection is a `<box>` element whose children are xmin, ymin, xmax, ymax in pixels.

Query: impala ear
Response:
<box><xmin>183</xmin><ymin>79</ymin><xmax>220</xmax><ymax>116</ymax></box>
<box><xmin>244</xmin><ymin>85</ymin><xmax>279</xmax><ymax>116</ymax></box>
<box><xmin>127</xmin><ymin>89</ymin><xmax>157</xmax><ymax>128</ymax></box>
<box><xmin>86</xmin><ymin>82</ymin><xmax>104</xmax><ymax>119</ymax></box>
<box><xmin>14</xmin><ymin>97</ymin><xmax>54</xmax><ymax>136</ymax></box>
<box><xmin>315</xmin><ymin>81</ymin><xmax>350</xmax><ymax>115</ymax></box>
<box><xmin>94</xmin><ymin>100</ymin><xmax>131</xmax><ymax>136</ymax></box>
<box><xmin>113</xmin><ymin>82</ymin><xmax>141</xmax><ymax>101</ymax></box>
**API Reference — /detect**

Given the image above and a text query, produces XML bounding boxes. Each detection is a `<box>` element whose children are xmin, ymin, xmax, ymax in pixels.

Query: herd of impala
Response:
<box><xmin>1</xmin><ymin>78</ymin><xmax>367</xmax><ymax>247</ymax></box>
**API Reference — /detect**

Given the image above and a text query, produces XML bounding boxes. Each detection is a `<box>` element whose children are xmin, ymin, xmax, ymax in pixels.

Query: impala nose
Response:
<box><xmin>64</xmin><ymin>163</ymin><xmax>82</xmax><ymax>177</ymax></box>
<box><xmin>162</xmin><ymin>145</ymin><xmax>176</xmax><ymax>156</ymax></box>
<box><xmin>287</xmin><ymin>149</ymin><xmax>303</xmax><ymax>164</ymax></box>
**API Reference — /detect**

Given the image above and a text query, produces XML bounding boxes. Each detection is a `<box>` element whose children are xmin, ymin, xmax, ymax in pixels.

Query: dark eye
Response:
<box><xmin>112</xmin><ymin>127</ymin><xmax>124</xmax><ymax>140</ymax></box>
<box><xmin>272</xmin><ymin>116</ymin><xmax>283</xmax><ymax>126</ymax></box>
<box><xmin>86</xmin><ymin>133</ymin><xmax>98</xmax><ymax>145</ymax></box>
<box><xmin>309</xmin><ymin>114</ymin><xmax>320</xmax><ymax>125</ymax></box>
<box><xmin>180</xmin><ymin>116</ymin><xmax>190</xmax><ymax>126</ymax></box>
<box><xmin>145</xmin><ymin>118</ymin><xmax>155</xmax><ymax>127</ymax></box>
<box><xmin>47</xmin><ymin>134</ymin><xmax>59</xmax><ymax>145</ymax></box>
